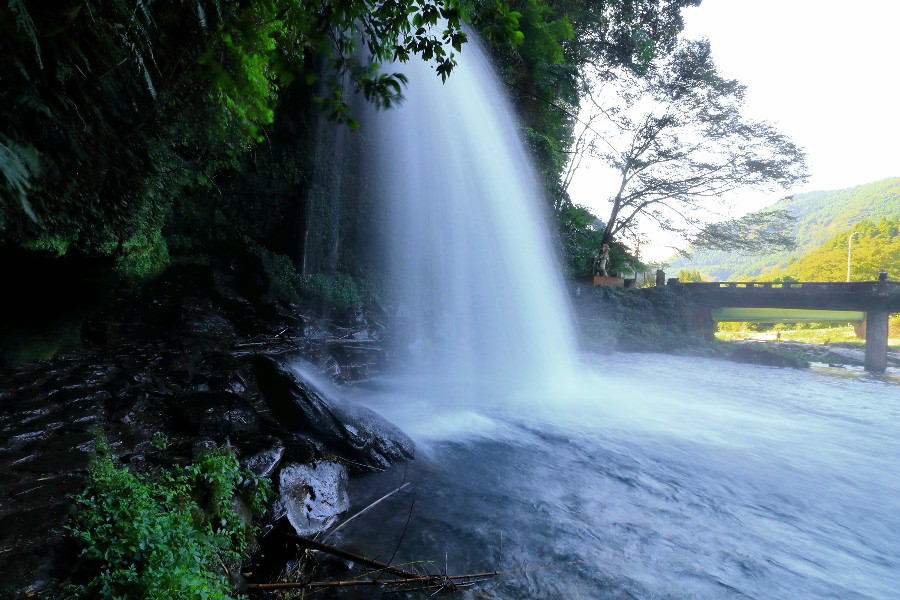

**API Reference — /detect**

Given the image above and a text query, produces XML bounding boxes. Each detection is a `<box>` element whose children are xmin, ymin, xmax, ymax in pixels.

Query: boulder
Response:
<box><xmin>278</xmin><ymin>461</ymin><xmax>349</xmax><ymax>536</ymax></box>
<box><xmin>252</xmin><ymin>355</ymin><xmax>414</xmax><ymax>469</ymax></box>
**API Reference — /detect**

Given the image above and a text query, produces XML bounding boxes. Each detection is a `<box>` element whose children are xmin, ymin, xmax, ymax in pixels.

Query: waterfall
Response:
<box><xmin>364</xmin><ymin>37</ymin><xmax>579</xmax><ymax>396</ymax></box>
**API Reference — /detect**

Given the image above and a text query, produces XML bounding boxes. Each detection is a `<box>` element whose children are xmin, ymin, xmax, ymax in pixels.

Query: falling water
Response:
<box><xmin>365</xmin><ymin>38</ymin><xmax>579</xmax><ymax>395</ymax></box>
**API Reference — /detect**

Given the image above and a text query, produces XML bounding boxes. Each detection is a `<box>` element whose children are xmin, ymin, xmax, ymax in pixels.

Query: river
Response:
<box><xmin>337</xmin><ymin>353</ymin><xmax>900</xmax><ymax>599</ymax></box>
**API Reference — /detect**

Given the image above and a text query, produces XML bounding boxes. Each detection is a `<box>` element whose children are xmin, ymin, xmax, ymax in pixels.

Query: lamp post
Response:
<box><xmin>846</xmin><ymin>231</ymin><xmax>861</xmax><ymax>282</ymax></box>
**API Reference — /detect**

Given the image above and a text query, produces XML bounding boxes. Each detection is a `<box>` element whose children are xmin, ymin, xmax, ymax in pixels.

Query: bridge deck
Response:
<box><xmin>680</xmin><ymin>281</ymin><xmax>900</xmax><ymax>312</ymax></box>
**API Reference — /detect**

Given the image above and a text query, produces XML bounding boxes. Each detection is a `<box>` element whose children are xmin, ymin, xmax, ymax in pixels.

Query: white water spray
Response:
<box><xmin>366</xmin><ymin>38</ymin><xmax>579</xmax><ymax>396</ymax></box>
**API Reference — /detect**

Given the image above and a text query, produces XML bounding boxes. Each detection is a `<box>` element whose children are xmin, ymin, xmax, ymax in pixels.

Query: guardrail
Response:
<box><xmin>680</xmin><ymin>281</ymin><xmax>893</xmax><ymax>290</ymax></box>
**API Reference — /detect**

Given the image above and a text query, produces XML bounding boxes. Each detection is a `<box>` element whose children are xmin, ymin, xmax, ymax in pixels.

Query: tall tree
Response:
<box><xmin>570</xmin><ymin>39</ymin><xmax>808</xmax><ymax>249</ymax></box>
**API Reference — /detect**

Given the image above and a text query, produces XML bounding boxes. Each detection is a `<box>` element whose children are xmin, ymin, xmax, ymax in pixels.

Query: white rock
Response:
<box><xmin>279</xmin><ymin>461</ymin><xmax>349</xmax><ymax>536</ymax></box>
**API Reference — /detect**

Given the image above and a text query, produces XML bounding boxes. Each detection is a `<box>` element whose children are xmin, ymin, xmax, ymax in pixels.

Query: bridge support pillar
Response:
<box><xmin>864</xmin><ymin>311</ymin><xmax>889</xmax><ymax>372</ymax></box>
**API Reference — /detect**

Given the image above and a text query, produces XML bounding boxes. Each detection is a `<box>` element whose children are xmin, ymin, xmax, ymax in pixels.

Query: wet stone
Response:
<box><xmin>0</xmin><ymin>502</ymin><xmax>72</xmax><ymax>544</ymax></box>
<box><xmin>5</xmin><ymin>474</ymin><xmax>84</xmax><ymax>507</ymax></box>
<box><xmin>172</xmin><ymin>391</ymin><xmax>263</xmax><ymax>439</ymax></box>
<box><xmin>8</xmin><ymin>431</ymin><xmax>46</xmax><ymax>444</ymax></box>
<box><xmin>240</xmin><ymin>436</ymin><xmax>285</xmax><ymax>477</ymax></box>
<box><xmin>278</xmin><ymin>461</ymin><xmax>349</xmax><ymax>536</ymax></box>
<box><xmin>253</xmin><ymin>355</ymin><xmax>414</xmax><ymax>470</ymax></box>
<box><xmin>12</xmin><ymin>450</ymin><xmax>91</xmax><ymax>474</ymax></box>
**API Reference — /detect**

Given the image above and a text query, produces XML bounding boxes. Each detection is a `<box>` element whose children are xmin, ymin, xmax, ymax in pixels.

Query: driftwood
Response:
<box><xmin>243</xmin><ymin>534</ymin><xmax>499</xmax><ymax>592</ymax></box>
<box><xmin>244</xmin><ymin>534</ymin><xmax>580</xmax><ymax>594</ymax></box>
<box><xmin>244</xmin><ymin>571</ymin><xmax>498</xmax><ymax>591</ymax></box>
<box><xmin>285</xmin><ymin>534</ymin><xmax>421</xmax><ymax>579</ymax></box>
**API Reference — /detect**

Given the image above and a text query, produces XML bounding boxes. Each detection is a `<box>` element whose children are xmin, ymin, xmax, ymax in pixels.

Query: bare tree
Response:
<box><xmin>574</xmin><ymin>40</ymin><xmax>808</xmax><ymax>250</ymax></box>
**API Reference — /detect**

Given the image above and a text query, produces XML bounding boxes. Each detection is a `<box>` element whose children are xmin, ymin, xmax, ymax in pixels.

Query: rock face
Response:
<box><xmin>171</xmin><ymin>391</ymin><xmax>263</xmax><ymax>438</ymax></box>
<box><xmin>278</xmin><ymin>461</ymin><xmax>349</xmax><ymax>536</ymax></box>
<box><xmin>241</xmin><ymin>436</ymin><xmax>286</xmax><ymax>477</ymax></box>
<box><xmin>253</xmin><ymin>355</ymin><xmax>414</xmax><ymax>470</ymax></box>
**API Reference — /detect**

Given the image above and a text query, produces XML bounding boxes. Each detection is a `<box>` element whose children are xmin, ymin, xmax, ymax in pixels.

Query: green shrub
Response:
<box><xmin>115</xmin><ymin>230</ymin><xmax>171</xmax><ymax>280</ymax></box>
<box><xmin>297</xmin><ymin>273</ymin><xmax>361</xmax><ymax>310</ymax></box>
<box><xmin>261</xmin><ymin>250</ymin><xmax>303</xmax><ymax>304</ymax></box>
<box><xmin>22</xmin><ymin>233</ymin><xmax>73</xmax><ymax>256</ymax></box>
<box><xmin>65</xmin><ymin>443</ymin><xmax>270</xmax><ymax>600</ymax></box>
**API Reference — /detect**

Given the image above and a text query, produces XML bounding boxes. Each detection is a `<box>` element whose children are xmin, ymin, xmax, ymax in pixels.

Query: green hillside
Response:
<box><xmin>763</xmin><ymin>218</ymin><xmax>899</xmax><ymax>282</ymax></box>
<box><xmin>670</xmin><ymin>177</ymin><xmax>900</xmax><ymax>280</ymax></box>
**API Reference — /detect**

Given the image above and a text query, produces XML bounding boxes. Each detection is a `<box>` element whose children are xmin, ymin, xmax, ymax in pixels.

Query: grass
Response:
<box><xmin>715</xmin><ymin>325</ymin><xmax>900</xmax><ymax>347</ymax></box>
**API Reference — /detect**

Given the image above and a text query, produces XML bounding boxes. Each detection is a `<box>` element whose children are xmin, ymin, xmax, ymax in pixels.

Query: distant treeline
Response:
<box><xmin>671</xmin><ymin>177</ymin><xmax>900</xmax><ymax>280</ymax></box>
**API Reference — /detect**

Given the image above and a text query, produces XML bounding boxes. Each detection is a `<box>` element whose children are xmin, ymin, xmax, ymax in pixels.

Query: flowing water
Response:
<box><xmin>335</xmin><ymin>35</ymin><xmax>900</xmax><ymax>600</ymax></box>
<box><xmin>366</xmin><ymin>36</ymin><xmax>578</xmax><ymax>395</ymax></box>
<box><xmin>342</xmin><ymin>356</ymin><xmax>900</xmax><ymax>599</ymax></box>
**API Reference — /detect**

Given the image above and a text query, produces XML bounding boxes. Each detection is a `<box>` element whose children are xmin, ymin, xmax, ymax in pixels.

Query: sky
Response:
<box><xmin>567</xmin><ymin>0</ymin><xmax>900</xmax><ymax>261</ymax></box>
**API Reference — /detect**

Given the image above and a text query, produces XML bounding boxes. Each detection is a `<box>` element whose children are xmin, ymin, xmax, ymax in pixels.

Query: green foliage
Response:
<box><xmin>260</xmin><ymin>249</ymin><xmax>303</xmax><ymax>304</ymax></box>
<box><xmin>473</xmin><ymin>0</ymin><xmax>696</xmax><ymax>213</ymax></box>
<box><xmin>297</xmin><ymin>273</ymin><xmax>362</xmax><ymax>311</ymax></box>
<box><xmin>115</xmin><ymin>229</ymin><xmax>171</xmax><ymax>280</ymax></box>
<box><xmin>558</xmin><ymin>203</ymin><xmax>646</xmax><ymax>277</ymax></box>
<box><xmin>672</xmin><ymin>177</ymin><xmax>900</xmax><ymax>279</ymax></box>
<box><xmin>763</xmin><ymin>218</ymin><xmax>900</xmax><ymax>282</ymax></box>
<box><xmin>691</xmin><ymin>209</ymin><xmax>796</xmax><ymax>253</ymax></box>
<box><xmin>677</xmin><ymin>269</ymin><xmax>704</xmax><ymax>282</ymax></box>
<box><xmin>150</xmin><ymin>432</ymin><xmax>168</xmax><ymax>452</ymax></box>
<box><xmin>22</xmin><ymin>233</ymin><xmax>73</xmax><ymax>256</ymax></box>
<box><xmin>249</xmin><ymin>242</ymin><xmax>363</xmax><ymax>310</ymax></box>
<box><xmin>558</xmin><ymin>203</ymin><xmax>604</xmax><ymax>276</ymax></box>
<box><xmin>65</xmin><ymin>444</ymin><xmax>271</xmax><ymax>600</ymax></box>
<box><xmin>0</xmin><ymin>0</ymin><xmax>468</xmax><ymax>279</ymax></box>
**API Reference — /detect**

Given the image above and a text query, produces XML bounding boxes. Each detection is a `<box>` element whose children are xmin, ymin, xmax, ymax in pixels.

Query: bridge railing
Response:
<box><xmin>680</xmin><ymin>281</ymin><xmax>886</xmax><ymax>290</ymax></box>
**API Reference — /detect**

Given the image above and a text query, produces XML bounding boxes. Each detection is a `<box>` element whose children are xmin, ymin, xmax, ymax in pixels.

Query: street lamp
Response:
<box><xmin>846</xmin><ymin>231</ymin><xmax>861</xmax><ymax>282</ymax></box>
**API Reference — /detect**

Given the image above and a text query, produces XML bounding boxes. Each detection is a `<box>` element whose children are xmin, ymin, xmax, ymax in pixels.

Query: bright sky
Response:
<box><xmin>567</xmin><ymin>0</ymin><xmax>900</xmax><ymax>261</ymax></box>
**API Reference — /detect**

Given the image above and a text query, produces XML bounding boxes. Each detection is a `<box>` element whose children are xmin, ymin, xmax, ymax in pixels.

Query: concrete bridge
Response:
<box><xmin>677</xmin><ymin>280</ymin><xmax>900</xmax><ymax>372</ymax></box>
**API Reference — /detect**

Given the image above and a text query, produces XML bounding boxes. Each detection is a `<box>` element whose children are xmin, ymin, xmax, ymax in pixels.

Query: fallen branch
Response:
<box><xmin>321</xmin><ymin>482</ymin><xmax>411</xmax><ymax>542</ymax></box>
<box><xmin>244</xmin><ymin>571</ymin><xmax>498</xmax><ymax>591</ymax></box>
<box><xmin>245</xmin><ymin>555</ymin><xmax>582</xmax><ymax>592</ymax></box>
<box><xmin>283</xmin><ymin>534</ymin><xmax>420</xmax><ymax>578</ymax></box>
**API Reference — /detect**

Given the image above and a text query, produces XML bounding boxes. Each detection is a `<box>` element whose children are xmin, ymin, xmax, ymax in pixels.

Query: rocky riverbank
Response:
<box><xmin>569</xmin><ymin>282</ymin><xmax>812</xmax><ymax>369</ymax></box>
<box><xmin>726</xmin><ymin>339</ymin><xmax>900</xmax><ymax>369</ymax></box>
<box><xmin>0</xmin><ymin>261</ymin><xmax>412</xmax><ymax>598</ymax></box>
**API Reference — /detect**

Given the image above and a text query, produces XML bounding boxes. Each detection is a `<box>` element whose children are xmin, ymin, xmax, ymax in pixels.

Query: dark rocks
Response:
<box><xmin>253</xmin><ymin>355</ymin><xmax>414</xmax><ymax>470</ymax></box>
<box><xmin>178</xmin><ymin>298</ymin><xmax>237</xmax><ymax>345</ymax></box>
<box><xmin>170</xmin><ymin>391</ymin><xmax>263</xmax><ymax>438</ymax></box>
<box><xmin>241</xmin><ymin>435</ymin><xmax>286</xmax><ymax>477</ymax></box>
<box><xmin>0</xmin><ymin>262</ymin><xmax>401</xmax><ymax>596</ymax></box>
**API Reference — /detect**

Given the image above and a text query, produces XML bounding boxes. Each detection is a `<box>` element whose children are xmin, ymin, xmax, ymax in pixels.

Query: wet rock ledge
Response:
<box><xmin>0</xmin><ymin>263</ymin><xmax>411</xmax><ymax>598</ymax></box>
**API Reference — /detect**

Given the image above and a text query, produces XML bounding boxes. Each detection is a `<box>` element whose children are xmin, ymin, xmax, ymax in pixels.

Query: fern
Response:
<box><xmin>0</xmin><ymin>139</ymin><xmax>40</xmax><ymax>223</ymax></box>
<box><xmin>7</xmin><ymin>0</ymin><xmax>42</xmax><ymax>69</ymax></box>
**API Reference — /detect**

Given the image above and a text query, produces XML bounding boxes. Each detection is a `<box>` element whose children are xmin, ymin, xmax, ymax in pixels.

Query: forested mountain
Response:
<box><xmin>670</xmin><ymin>177</ymin><xmax>900</xmax><ymax>280</ymax></box>
<box><xmin>761</xmin><ymin>218</ymin><xmax>899</xmax><ymax>282</ymax></box>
